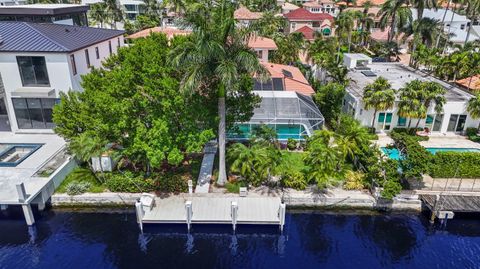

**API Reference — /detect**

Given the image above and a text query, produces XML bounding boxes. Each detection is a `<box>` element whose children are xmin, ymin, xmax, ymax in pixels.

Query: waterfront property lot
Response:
<box><xmin>0</xmin><ymin>133</ymin><xmax>65</xmax><ymax>204</ymax></box>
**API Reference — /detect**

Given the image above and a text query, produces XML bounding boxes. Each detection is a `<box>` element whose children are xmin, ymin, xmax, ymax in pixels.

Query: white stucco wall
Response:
<box><xmin>344</xmin><ymin>92</ymin><xmax>480</xmax><ymax>134</ymax></box>
<box><xmin>0</xmin><ymin>35</ymin><xmax>125</xmax><ymax>132</ymax></box>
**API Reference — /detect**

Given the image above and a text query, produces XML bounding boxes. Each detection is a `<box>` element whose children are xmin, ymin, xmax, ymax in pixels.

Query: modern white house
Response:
<box><xmin>0</xmin><ymin>4</ymin><xmax>90</xmax><ymax>26</ymax></box>
<box><xmin>411</xmin><ymin>8</ymin><xmax>480</xmax><ymax>45</ymax></box>
<box><xmin>0</xmin><ymin>22</ymin><xmax>125</xmax><ymax>132</ymax></box>
<box><xmin>342</xmin><ymin>54</ymin><xmax>480</xmax><ymax>134</ymax></box>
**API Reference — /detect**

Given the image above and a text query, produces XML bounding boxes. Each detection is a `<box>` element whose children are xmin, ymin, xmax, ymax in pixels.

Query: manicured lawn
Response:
<box><xmin>56</xmin><ymin>167</ymin><xmax>105</xmax><ymax>193</ymax></box>
<box><xmin>276</xmin><ymin>151</ymin><xmax>308</xmax><ymax>174</ymax></box>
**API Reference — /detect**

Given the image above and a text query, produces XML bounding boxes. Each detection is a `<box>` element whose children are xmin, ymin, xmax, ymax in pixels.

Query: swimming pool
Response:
<box><xmin>0</xmin><ymin>143</ymin><xmax>42</xmax><ymax>167</ymax></box>
<box><xmin>381</xmin><ymin>147</ymin><xmax>480</xmax><ymax>160</ymax></box>
<box><xmin>227</xmin><ymin>124</ymin><xmax>308</xmax><ymax>140</ymax></box>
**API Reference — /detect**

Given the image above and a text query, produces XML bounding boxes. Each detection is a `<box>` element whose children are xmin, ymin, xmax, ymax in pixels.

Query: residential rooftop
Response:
<box><xmin>347</xmin><ymin>63</ymin><xmax>474</xmax><ymax>102</ymax></box>
<box><xmin>0</xmin><ymin>21</ymin><xmax>124</xmax><ymax>53</ymax></box>
<box><xmin>248</xmin><ymin>36</ymin><xmax>277</xmax><ymax>50</ymax></box>
<box><xmin>284</xmin><ymin>7</ymin><xmax>334</xmax><ymax>21</ymax></box>
<box><xmin>127</xmin><ymin>27</ymin><xmax>191</xmax><ymax>39</ymax></box>
<box><xmin>234</xmin><ymin>7</ymin><xmax>262</xmax><ymax>20</ymax></box>
<box><xmin>457</xmin><ymin>75</ymin><xmax>480</xmax><ymax>91</ymax></box>
<box><xmin>0</xmin><ymin>4</ymin><xmax>89</xmax><ymax>15</ymax></box>
<box><xmin>259</xmin><ymin>62</ymin><xmax>314</xmax><ymax>95</ymax></box>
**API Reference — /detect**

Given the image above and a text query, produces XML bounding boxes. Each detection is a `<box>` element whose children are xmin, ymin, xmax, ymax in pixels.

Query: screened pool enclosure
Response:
<box><xmin>227</xmin><ymin>91</ymin><xmax>324</xmax><ymax>140</ymax></box>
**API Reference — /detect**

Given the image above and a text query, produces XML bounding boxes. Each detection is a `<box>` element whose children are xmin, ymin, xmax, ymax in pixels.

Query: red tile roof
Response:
<box><xmin>457</xmin><ymin>75</ymin><xmax>480</xmax><ymax>91</ymax></box>
<box><xmin>294</xmin><ymin>26</ymin><xmax>316</xmax><ymax>41</ymax></box>
<box><xmin>284</xmin><ymin>7</ymin><xmax>334</xmax><ymax>21</ymax></box>
<box><xmin>260</xmin><ymin>62</ymin><xmax>315</xmax><ymax>95</ymax></box>
<box><xmin>234</xmin><ymin>7</ymin><xmax>262</xmax><ymax>20</ymax></box>
<box><xmin>127</xmin><ymin>27</ymin><xmax>191</xmax><ymax>39</ymax></box>
<box><xmin>248</xmin><ymin>36</ymin><xmax>277</xmax><ymax>50</ymax></box>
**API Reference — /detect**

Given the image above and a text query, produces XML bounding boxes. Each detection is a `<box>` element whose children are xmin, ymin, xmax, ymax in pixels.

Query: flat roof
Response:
<box><xmin>0</xmin><ymin>4</ymin><xmax>89</xmax><ymax>16</ymax></box>
<box><xmin>344</xmin><ymin>53</ymin><xmax>372</xmax><ymax>61</ymax></box>
<box><xmin>346</xmin><ymin>63</ymin><xmax>474</xmax><ymax>102</ymax></box>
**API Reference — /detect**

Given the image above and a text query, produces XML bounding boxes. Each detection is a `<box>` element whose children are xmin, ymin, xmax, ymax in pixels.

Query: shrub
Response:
<box><xmin>287</xmin><ymin>138</ymin><xmax>297</xmax><ymax>150</ymax></box>
<box><xmin>381</xmin><ymin>179</ymin><xmax>402</xmax><ymax>200</ymax></box>
<box><xmin>343</xmin><ymin>170</ymin><xmax>366</xmax><ymax>190</ymax></box>
<box><xmin>281</xmin><ymin>170</ymin><xmax>307</xmax><ymax>190</ymax></box>
<box><xmin>156</xmin><ymin>173</ymin><xmax>189</xmax><ymax>193</ymax></box>
<box><xmin>66</xmin><ymin>181</ymin><xmax>91</xmax><ymax>195</ymax></box>
<box><xmin>390</xmin><ymin>132</ymin><xmax>432</xmax><ymax>178</ymax></box>
<box><xmin>391</xmin><ymin>128</ymin><xmax>428</xmax><ymax>141</ymax></box>
<box><xmin>466</xmin><ymin>127</ymin><xmax>478</xmax><ymax>137</ymax></box>
<box><xmin>429</xmin><ymin>152</ymin><xmax>480</xmax><ymax>178</ymax></box>
<box><xmin>225</xmin><ymin>181</ymin><xmax>247</xmax><ymax>193</ymax></box>
<box><xmin>104</xmin><ymin>172</ymin><xmax>156</xmax><ymax>193</ymax></box>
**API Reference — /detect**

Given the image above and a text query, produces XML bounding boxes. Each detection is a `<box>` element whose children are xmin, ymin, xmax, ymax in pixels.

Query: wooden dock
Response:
<box><xmin>420</xmin><ymin>194</ymin><xmax>480</xmax><ymax>212</ymax></box>
<box><xmin>135</xmin><ymin>195</ymin><xmax>286</xmax><ymax>232</ymax></box>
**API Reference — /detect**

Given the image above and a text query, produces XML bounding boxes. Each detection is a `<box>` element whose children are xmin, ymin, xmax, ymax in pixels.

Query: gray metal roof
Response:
<box><xmin>0</xmin><ymin>22</ymin><xmax>124</xmax><ymax>53</ymax></box>
<box><xmin>0</xmin><ymin>4</ymin><xmax>89</xmax><ymax>16</ymax></box>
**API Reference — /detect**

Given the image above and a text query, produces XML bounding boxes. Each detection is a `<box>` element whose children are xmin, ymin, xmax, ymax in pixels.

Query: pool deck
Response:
<box><xmin>375</xmin><ymin>134</ymin><xmax>480</xmax><ymax>149</ymax></box>
<box><xmin>0</xmin><ymin>133</ymin><xmax>66</xmax><ymax>205</ymax></box>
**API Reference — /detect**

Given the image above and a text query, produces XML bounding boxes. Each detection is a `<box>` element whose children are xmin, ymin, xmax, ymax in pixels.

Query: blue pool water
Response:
<box><xmin>227</xmin><ymin>124</ymin><xmax>307</xmax><ymax>140</ymax></box>
<box><xmin>382</xmin><ymin>147</ymin><xmax>480</xmax><ymax>160</ymax></box>
<box><xmin>1</xmin><ymin>210</ymin><xmax>480</xmax><ymax>268</ymax></box>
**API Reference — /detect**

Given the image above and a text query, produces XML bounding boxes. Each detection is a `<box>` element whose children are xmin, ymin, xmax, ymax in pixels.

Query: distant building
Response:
<box><xmin>127</xmin><ymin>26</ymin><xmax>191</xmax><ymax>39</ymax></box>
<box><xmin>280</xmin><ymin>2</ymin><xmax>299</xmax><ymax>14</ymax></box>
<box><xmin>0</xmin><ymin>22</ymin><xmax>125</xmax><ymax>132</ymax></box>
<box><xmin>303</xmin><ymin>0</ymin><xmax>339</xmax><ymax>17</ymax></box>
<box><xmin>284</xmin><ymin>8</ymin><xmax>334</xmax><ymax>36</ymax></box>
<box><xmin>0</xmin><ymin>0</ymin><xmax>27</xmax><ymax>6</ymax></box>
<box><xmin>234</xmin><ymin>6</ymin><xmax>262</xmax><ymax>27</ymax></box>
<box><xmin>248</xmin><ymin>36</ymin><xmax>278</xmax><ymax>62</ymax></box>
<box><xmin>342</xmin><ymin>54</ymin><xmax>480</xmax><ymax>133</ymax></box>
<box><xmin>0</xmin><ymin>4</ymin><xmax>89</xmax><ymax>26</ymax></box>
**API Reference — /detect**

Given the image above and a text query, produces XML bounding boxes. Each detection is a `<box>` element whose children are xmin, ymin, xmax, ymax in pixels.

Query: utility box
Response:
<box><xmin>239</xmin><ymin>187</ymin><xmax>248</xmax><ymax>197</ymax></box>
<box><xmin>343</xmin><ymin>53</ymin><xmax>373</xmax><ymax>69</ymax></box>
<box><xmin>91</xmin><ymin>156</ymin><xmax>115</xmax><ymax>172</ymax></box>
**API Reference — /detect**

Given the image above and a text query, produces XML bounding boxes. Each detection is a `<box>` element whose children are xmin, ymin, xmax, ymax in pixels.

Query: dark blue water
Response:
<box><xmin>1</xmin><ymin>209</ymin><xmax>480</xmax><ymax>269</ymax></box>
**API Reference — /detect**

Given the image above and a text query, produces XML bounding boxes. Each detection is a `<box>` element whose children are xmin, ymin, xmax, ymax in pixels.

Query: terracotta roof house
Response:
<box><xmin>127</xmin><ymin>27</ymin><xmax>191</xmax><ymax>39</ymax></box>
<box><xmin>294</xmin><ymin>26</ymin><xmax>317</xmax><ymax>41</ymax></box>
<box><xmin>281</xmin><ymin>2</ymin><xmax>300</xmax><ymax>14</ymax></box>
<box><xmin>303</xmin><ymin>0</ymin><xmax>339</xmax><ymax>17</ymax></box>
<box><xmin>248</xmin><ymin>36</ymin><xmax>277</xmax><ymax>62</ymax></box>
<box><xmin>256</xmin><ymin>62</ymin><xmax>315</xmax><ymax>95</ymax></box>
<box><xmin>284</xmin><ymin>8</ymin><xmax>334</xmax><ymax>36</ymax></box>
<box><xmin>457</xmin><ymin>75</ymin><xmax>480</xmax><ymax>91</ymax></box>
<box><xmin>234</xmin><ymin>7</ymin><xmax>262</xmax><ymax>26</ymax></box>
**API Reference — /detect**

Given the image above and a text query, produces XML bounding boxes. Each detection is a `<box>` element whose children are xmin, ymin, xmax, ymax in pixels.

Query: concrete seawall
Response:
<box><xmin>51</xmin><ymin>191</ymin><xmax>422</xmax><ymax>211</ymax></box>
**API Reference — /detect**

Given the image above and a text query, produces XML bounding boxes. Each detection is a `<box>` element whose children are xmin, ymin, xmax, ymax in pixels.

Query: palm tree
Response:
<box><xmin>250</xmin><ymin>11</ymin><xmax>287</xmax><ymax>38</ymax></box>
<box><xmin>463</xmin><ymin>0</ymin><xmax>480</xmax><ymax>46</ymax></box>
<box><xmin>397</xmin><ymin>80</ymin><xmax>422</xmax><ymax>127</ymax></box>
<box><xmin>378</xmin><ymin>0</ymin><xmax>412</xmax><ymax>43</ymax></box>
<box><xmin>336</xmin><ymin>11</ymin><xmax>356</xmax><ymax>52</ymax></box>
<box><xmin>467</xmin><ymin>94</ymin><xmax>480</xmax><ymax>127</ymax></box>
<box><xmin>401</xmin><ymin>17</ymin><xmax>443</xmax><ymax>66</ymax></box>
<box><xmin>363</xmin><ymin>77</ymin><xmax>396</xmax><ymax>129</ymax></box>
<box><xmin>104</xmin><ymin>0</ymin><xmax>124</xmax><ymax>29</ymax></box>
<box><xmin>169</xmin><ymin>0</ymin><xmax>267</xmax><ymax>186</ymax></box>
<box><xmin>89</xmin><ymin>2</ymin><xmax>108</xmax><ymax>28</ymax></box>
<box><xmin>435</xmin><ymin>0</ymin><xmax>452</xmax><ymax>47</ymax></box>
<box><xmin>357</xmin><ymin>3</ymin><xmax>375</xmax><ymax>45</ymax></box>
<box><xmin>411</xmin><ymin>0</ymin><xmax>438</xmax><ymax>20</ymax></box>
<box><xmin>68</xmin><ymin>132</ymin><xmax>107</xmax><ymax>182</ymax></box>
<box><xmin>414</xmin><ymin>81</ymin><xmax>446</xmax><ymax>128</ymax></box>
<box><xmin>271</xmin><ymin>32</ymin><xmax>305</xmax><ymax>64</ymax></box>
<box><xmin>143</xmin><ymin>0</ymin><xmax>163</xmax><ymax>18</ymax></box>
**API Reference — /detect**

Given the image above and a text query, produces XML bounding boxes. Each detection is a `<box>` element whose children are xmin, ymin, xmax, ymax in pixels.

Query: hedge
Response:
<box><xmin>105</xmin><ymin>172</ymin><xmax>156</xmax><ymax>193</ymax></box>
<box><xmin>429</xmin><ymin>152</ymin><xmax>480</xmax><ymax>178</ymax></box>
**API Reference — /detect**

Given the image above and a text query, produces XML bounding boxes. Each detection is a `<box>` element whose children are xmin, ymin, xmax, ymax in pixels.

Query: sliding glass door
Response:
<box><xmin>447</xmin><ymin>114</ymin><xmax>467</xmax><ymax>132</ymax></box>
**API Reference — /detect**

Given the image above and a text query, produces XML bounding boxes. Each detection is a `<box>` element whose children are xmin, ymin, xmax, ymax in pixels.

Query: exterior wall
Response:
<box><xmin>255</xmin><ymin>49</ymin><xmax>269</xmax><ymax>62</ymax></box>
<box><xmin>0</xmin><ymin>35</ymin><xmax>125</xmax><ymax>132</ymax></box>
<box><xmin>286</xmin><ymin>20</ymin><xmax>334</xmax><ymax>36</ymax></box>
<box><xmin>343</xmin><ymin>93</ymin><xmax>480</xmax><ymax>133</ymax></box>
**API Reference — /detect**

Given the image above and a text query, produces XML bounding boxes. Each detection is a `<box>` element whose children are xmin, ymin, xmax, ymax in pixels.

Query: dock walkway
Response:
<box><xmin>136</xmin><ymin>195</ymin><xmax>286</xmax><ymax>232</ymax></box>
<box><xmin>195</xmin><ymin>141</ymin><xmax>217</xmax><ymax>193</ymax></box>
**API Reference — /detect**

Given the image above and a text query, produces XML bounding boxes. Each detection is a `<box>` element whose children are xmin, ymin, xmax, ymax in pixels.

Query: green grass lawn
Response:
<box><xmin>276</xmin><ymin>151</ymin><xmax>308</xmax><ymax>175</ymax></box>
<box><xmin>56</xmin><ymin>167</ymin><xmax>106</xmax><ymax>193</ymax></box>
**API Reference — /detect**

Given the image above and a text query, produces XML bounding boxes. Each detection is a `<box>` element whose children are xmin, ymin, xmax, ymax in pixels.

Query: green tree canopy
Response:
<box><xmin>53</xmin><ymin>34</ymin><xmax>216</xmax><ymax>170</ymax></box>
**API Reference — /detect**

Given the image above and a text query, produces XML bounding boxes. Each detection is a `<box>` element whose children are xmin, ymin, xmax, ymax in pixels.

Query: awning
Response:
<box><xmin>11</xmin><ymin>87</ymin><xmax>55</xmax><ymax>98</ymax></box>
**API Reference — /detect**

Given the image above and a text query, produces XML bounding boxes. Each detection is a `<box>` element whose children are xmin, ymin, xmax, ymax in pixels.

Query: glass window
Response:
<box><xmin>433</xmin><ymin>114</ymin><xmax>443</xmax><ymax>131</ymax></box>
<box><xmin>16</xmin><ymin>56</ymin><xmax>50</xmax><ymax>87</ymax></box>
<box><xmin>85</xmin><ymin>49</ymin><xmax>90</xmax><ymax>68</ymax></box>
<box><xmin>447</xmin><ymin>114</ymin><xmax>458</xmax><ymax>132</ymax></box>
<box><xmin>70</xmin><ymin>55</ymin><xmax>77</xmax><ymax>75</ymax></box>
<box><xmin>109</xmin><ymin>41</ymin><xmax>112</xmax><ymax>55</ymax></box>
<box><xmin>426</xmin><ymin>115</ymin><xmax>434</xmax><ymax>124</ymax></box>
<box><xmin>385</xmin><ymin>113</ymin><xmax>392</xmax><ymax>123</ymax></box>
<box><xmin>12</xmin><ymin>98</ymin><xmax>58</xmax><ymax>129</ymax></box>
<box><xmin>95</xmin><ymin>47</ymin><xmax>100</xmax><ymax>59</ymax></box>
<box><xmin>378</xmin><ymin>112</ymin><xmax>385</xmax><ymax>123</ymax></box>
<box><xmin>117</xmin><ymin>37</ymin><xmax>121</xmax><ymax>48</ymax></box>
<box><xmin>456</xmin><ymin>115</ymin><xmax>467</xmax><ymax>132</ymax></box>
<box><xmin>397</xmin><ymin>116</ymin><xmax>407</xmax><ymax>127</ymax></box>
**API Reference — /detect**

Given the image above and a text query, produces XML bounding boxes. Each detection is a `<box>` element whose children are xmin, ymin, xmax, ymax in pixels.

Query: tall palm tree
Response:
<box><xmin>89</xmin><ymin>2</ymin><xmax>108</xmax><ymax>28</ymax></box>
<box><xmin>435</xmin><ymin>0</ymin><xmax>452</xmax><ymax>47</ymax></box>
<box><xmin>357</xmin><ymin>3</ymin><xmax>375</xmax><ymax>45</ymax></box>
<box><xmin>463</xmin><ymin>0</ymin><xmax>480</xmax><ymax>46</ymax></box>
<box><xmin>378</xmin><ymin>0</ymin><xmax>412</xmax><ymax>42</ymax></box>
<box><xmin>143</xmin><ymin>0</ymin><xmax>163</xmax><ymax>18</ymax></box>
<box><xmin>401</xmin><ymin>17</ymin><xmax>443</xmax><ymax>66</ymax></box>
<box><xmin>411</xmin><ymin>0</ymin><xmax>438</xmax><ymax>20</ymax></box>
<box><xmin>104</xmin><ymin>0</ymin><xmax>124</xmax><ymax>29</ymax></box>
<box><xmin>336</xmin><ymin>11</ymin><xmax>356</xmax><ymax>52</ymax></box>
<box><xmin>467</xmin><ymin>94</ymin><xmax>480</xmax><ymax>127</ymax></box>
<box><xmin>363</xmin><ymin>77</ymin><xmax>396</xmax><ymax>129</ymax></box>
<box><xmin>169</xmin><ymin>0</ymin><xmax>267</xmax><ymax>186</ymax></box>
<box><xmin>271</xmin><ymin>32</ymin><xmax>305</xmax><ymax>64</ymax></box>
<box><xmin>414</xmin><ymin>81</ymin><xmax>446</xmax><ymax>128</ymax></box>
<box><xmin>250</xmin><ymin>11</ymin><xmax>287</xmax><ymax>38</ymax></box>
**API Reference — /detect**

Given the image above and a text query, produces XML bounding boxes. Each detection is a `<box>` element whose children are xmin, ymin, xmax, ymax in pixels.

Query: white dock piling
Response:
<box><xmin>188</xmin><ymin>180</ymin><xmax>193</xmax><ymax>194</ymax></box>
<box><xmin>135</xmin><ymin>200</ymin><xmax>144</xmax><ymax>232</ymax></box>
<box><xmin>279</xmin><ymin>203</ymin><xmax>286</xmax><ymax>232</ymax></box>
<box><xmin>22</xmin><ymin>204</ymin><xmax>35</xmax><ymax>226</ymax></box>
<box><xmin>185</xmin><ymin>201</ymin><xmax>193</xmax><ymax>231</ymax></box>
<box><xmin>231</xmin><ymin>201</ymin><xmax>238</xmax><ymax>231</ymax></box>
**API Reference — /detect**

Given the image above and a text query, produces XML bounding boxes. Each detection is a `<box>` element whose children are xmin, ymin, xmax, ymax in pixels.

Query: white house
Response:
<box><xmin>412</xmin><ymin>8</ymin><xmax>480</xmax><ymax>45</ymax></box>
<box><xmin>0</xmin><ymin>22</ymin><xmax>125</xmax><ymax>132</ymax></box>
<box><xmin>342</xmin><ymin>54</ymin><xmax>480</xmax><ymax>134</ymax></box>
<box><xmin>0</xmin><ymin>4</ymin><xmax>90</xmax><ymax>26</ymax></box>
